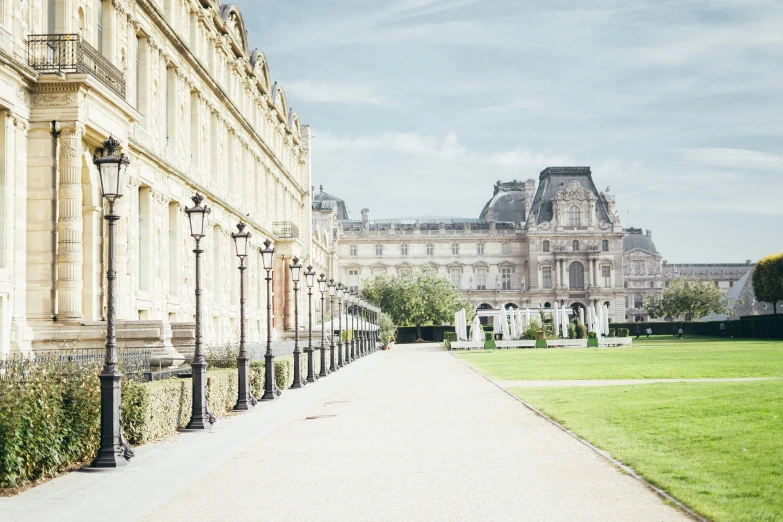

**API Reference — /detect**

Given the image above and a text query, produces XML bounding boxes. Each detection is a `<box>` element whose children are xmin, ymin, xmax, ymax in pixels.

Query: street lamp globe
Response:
<box><xmin>185</xmin><ymin>193</ymin><xmax>210</xmax><ymax>240</ymax></box>
<box><xmin>318</xmin><ymin>274</ymin><xmax>327</xmax><ymax>294</ymax></box>
<box><xmin>337</xmin><ymin>282</ymin><xmax>344</xmax><ymax>298</ymax></box>
<box><xmin>231</xmin><ymin>222</ymin><xmax>251</xmax><ymax>260</ymax></box>
<box><xmin>260</xmin><ymin>239</ymin><xmax>275</xmax><ymax>268</ymax></box>
<box><xmin>290</xmin><ymin>257</ymin><xmax>302</xmax><ymax>282</ymax></box>
<box><xmin>328</xmin><ymin>279</ymin><xmax>336</xmax><ymax>296</ymax></box>
<box><xmin>305</xmin><ymin>265</ymin><xmax>316</xmax><ymax>289</ymax></box>
<box><xmin>93</xmin><ymin>136</ymin><xmax>129</xmax><ymax>204</ymax></box>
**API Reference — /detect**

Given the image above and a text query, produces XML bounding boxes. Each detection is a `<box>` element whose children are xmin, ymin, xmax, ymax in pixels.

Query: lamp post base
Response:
<box><xmin>186</xmin><ymin>360</ymin><xmax>211</xmax><ymax>429</ymax></box>
<box><xmin>319</xmin><ymin>347</ymin><xmax>328</xmax><ymax>377</ymax></box>
<box><xmin>291</xmin><ymin>349</ymin><xmax>304</xmax><ymax>388</ymax></box>
<box><xmin>234</xmin><ymin>356</ymin><xmax>252</xmax><ymax>411</ymax></box>
<box><xmin>261</xmin><ymin>353</ymin><xmax>277</xmax><ymax>401</ymax></box>
<box><xmin>91</xmin><ymin>371</ymin><xmax>131</xmax><ymax>468</ymax></box>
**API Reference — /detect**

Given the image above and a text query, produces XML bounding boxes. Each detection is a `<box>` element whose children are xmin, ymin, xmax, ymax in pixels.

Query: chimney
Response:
<box><xmin>646</xmin><ymin>229</ymin><xmax>652</xmax><ymax>238</ymax></box>
<box><xmin>361</xmin><ymin>208</ymin><xmax>369</xmax><ymax>224</ymax></box>
<box><xmin>320</xmin><ymin>184</ymin><xmax>324</xmax><ymax>193</ymax></box>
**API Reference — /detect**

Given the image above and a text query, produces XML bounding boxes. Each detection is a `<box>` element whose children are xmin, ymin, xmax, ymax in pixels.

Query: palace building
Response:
<box><xmin>0</xmin><ymin>1</ymin><xmax>324</xmax><ymax>356</ymax></box>
<box><xmin>325</xmin><ymin>167</ymin><xmax>628</xmax><ymax>323</ymax></box>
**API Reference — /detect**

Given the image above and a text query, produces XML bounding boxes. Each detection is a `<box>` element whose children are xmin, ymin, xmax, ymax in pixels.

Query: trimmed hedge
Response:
<box><xmin>0</xmin><ymin>358</ymin><xmax>294</xmax><ymax>490</ymax></box>
<box><xmin>610</xmin><ymin>316</ymin><xmax>783</xmax><ymax>339</ymax></box>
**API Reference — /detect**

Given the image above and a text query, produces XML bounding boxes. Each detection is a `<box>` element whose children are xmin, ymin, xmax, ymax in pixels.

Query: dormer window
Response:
<box><xmin>568</xmin><ymin>206</ymin><xmax>581</xmax><ymax>226</ymax></box>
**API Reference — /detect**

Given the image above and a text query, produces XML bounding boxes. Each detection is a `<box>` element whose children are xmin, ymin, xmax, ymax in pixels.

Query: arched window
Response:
<box><xmin>544</xmin><ymin>302</ymin><xmax>551</xmax><ymax>308</ymax></box>
<box><xmin>569</xmin><ymin>262</ymin><xmax>585</xmax><ymax>289</ymax></box>
<box><xmin>624</xmin><ymin>281</ymin><xmax>628</xmax><ymax>288</ymax></box>
<box><xmin>602</xmin><ymin>239</ymin><xmax>609</xmax><ymax>252</ymax></box>
<box><xmin>543</xmin><ymin>240</ymin><xmax>550</xmax><ymax>253</ymax></box>
<box><xmin>572</xmin><ymin>240</ymin><xmax>580</xmax><ymax>252</ymax></box>
<box><xmin>568</xmin><ymin>206</ymin><xmax>581</xmax><ymax>226</ymax></box>
<box><xmin>634</xmin><ymin>293</ymin><xmax>643</xmax><ymax>308</ymax></box>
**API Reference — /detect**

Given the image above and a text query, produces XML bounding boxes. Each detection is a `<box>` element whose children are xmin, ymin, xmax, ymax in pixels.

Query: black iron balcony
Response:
<box><xmin>27</xmin><ymin>34</ymin><xmax>126</xmax><ymax>98</ymax></box>
<box><xmin>272</xmin><ymin>221</ymin><xmax>300</xmax><ymax>239</ymax></box>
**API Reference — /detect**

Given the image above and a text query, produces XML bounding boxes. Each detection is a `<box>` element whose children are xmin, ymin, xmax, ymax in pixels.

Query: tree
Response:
<box><xmin>361</xmin><ymin>271</ymin><xmax>469</xmax><ymax>339</ymax></box>
<box><xmin>752</xmin><ymin>252</ymin><xmax>783</xmax><ymax>315</ymax></box>
<box><xmin>645</xmin><ymin>278</ymin><xmax>727</xmax><ymax>322</ymax></box>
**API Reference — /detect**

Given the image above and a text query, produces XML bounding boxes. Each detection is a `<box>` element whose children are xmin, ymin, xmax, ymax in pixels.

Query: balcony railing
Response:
<box><xmin>27</xmin><ymin>34</ymin><xmax>126</xmax><ymax>98</ymax></box>
<box><xmin>272</xmin><ymin>221</ymin><xmax>300</xmax><ymax>239</ymax></box>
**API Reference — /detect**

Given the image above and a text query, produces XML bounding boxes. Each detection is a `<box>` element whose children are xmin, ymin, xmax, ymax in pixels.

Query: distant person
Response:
<box><xmin>646</xmin><ymin>327</ymin><xmax>652</xmax><ymax>339</ymax></box>
<box><xmin>635</xmin><ymin>326</ymin><xmax>641</xmax><ymax>340</ymax></box>
<box><xmin>672</xmin><ymin>325</ymin><xmax>676</xmax><ymax>337</ymax></box>
<box><xmin>720</xmin><ymin>323</ymin><xmax>725</xmax><ymax>337</ymax></box>
<box><xmin>678</xmin><ymin>327</ymin><xmax>684</xmax><ymax>339</ymax></box>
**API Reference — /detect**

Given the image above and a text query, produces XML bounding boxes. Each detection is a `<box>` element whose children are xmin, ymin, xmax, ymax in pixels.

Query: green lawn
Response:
<box><xmin>511</xmin><ymin>381</ymin><xmax>783</xmax><ymax>522</ymax></box>
<box><xmin>456</xmin><ymin>336</ymin><xmax>783</xmax><ymax>380</ymax></box>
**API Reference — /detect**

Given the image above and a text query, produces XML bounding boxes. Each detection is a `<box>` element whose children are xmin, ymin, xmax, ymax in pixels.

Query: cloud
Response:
<box><xmin>283</xmin><ymin>81</ymin><xmax>389</xmax><ymax>107</ymax></box>
<box><xmin>317</xmin><ymin>131</ymin><xmax>467</xmax><ymax>159</ymax></box>
<box><xmin>489</xmin><ymin>149</ymin><xmax>576</xmax><ymax>170</ymax></box>
<box><xmin>676</xmin><ymin>148</ymin><xmax>783</xmax><ymax>172</ymax></box>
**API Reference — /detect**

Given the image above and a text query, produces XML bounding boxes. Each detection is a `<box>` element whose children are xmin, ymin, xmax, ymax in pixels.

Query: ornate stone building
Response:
<box><xmin>0</xmin><ymin>0</ymin><xmax>316</xmax><ymax>356</ymax></box>
<box><xmin>330</xmin><ymin>167</ymin><xmax>628</xmax><ymax>323</ymax></box>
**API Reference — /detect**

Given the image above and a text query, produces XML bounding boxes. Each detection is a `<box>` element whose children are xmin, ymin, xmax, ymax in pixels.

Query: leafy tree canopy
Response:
<box><xmin>361</xmin><ymin>271</ymin><xmax>471</xmax><ymax>338</ymax></box>
<box><xmin>645</xmin><ymin>278</ymin><xmax>728</xmax><ymax>322</ymax></box>
<box><xmin>752</xmin><ymin>252</ymin><xmax>783</xmax><ymax>315</ymax></box>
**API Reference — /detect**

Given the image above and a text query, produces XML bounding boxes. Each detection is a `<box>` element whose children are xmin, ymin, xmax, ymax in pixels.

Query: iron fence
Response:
<box><xmin>0</xmin><ymin>348</ymin><xmax>152</xmax><ymax>382</ymax></box>
<box><xmin>272</xmin><ymin>221</ymin><xmax>300</xmax><ymax>239</ymax></box>
<box><xmin>27</xmin><ymin>34</ymin><xmax>126</xmax><ymax>98</ymax></box>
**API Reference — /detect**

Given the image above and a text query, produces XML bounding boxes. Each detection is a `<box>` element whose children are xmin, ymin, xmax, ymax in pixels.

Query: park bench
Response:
<box><xmin>494</xmin><ymin>340</ymin><xmax>537</xmax><ymax>349</ymax></box>
<box><xmin>450</xmin><ymin>341</ymin><xmax>485</xmax><ymax>350</ymax></box>
<box><xmin>546</xmin><ymin>339</ymin><xmax>588</xmax><ymax>348</ymax></box>
<box><xmin>598</xmin><ymin>337</ymin><xmax>633</xmax><ymax>347</ymax></box>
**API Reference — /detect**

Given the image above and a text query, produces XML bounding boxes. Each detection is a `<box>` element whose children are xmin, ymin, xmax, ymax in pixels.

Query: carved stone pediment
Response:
<box><xmin>552</xmin><ymin>181</ymin><xmax>597</xmax><ymax>202</ymax></box>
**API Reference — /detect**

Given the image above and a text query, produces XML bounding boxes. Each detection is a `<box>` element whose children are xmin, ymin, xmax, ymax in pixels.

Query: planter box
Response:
<box><xmin>535</xmin><ymin>339</ymin><xmax>548</xmax><ymax>349</ymax></box>
<box><xmin>495</xmin><ymin>340</ymin><xmax>537</xmax><ymax>349</ymax></box>
<box><xmin>450</xmin><ymin>341</ymin><xmax>485</xmax><ymax>351</ymax></box>
<box><xmin>546</xmin><ymin>339</ymin><xmax>588</xmax><ymax>348</ymax></box>
<box><xmin>587</xmin><ymin>338</ymin><xmax>599</xmax><ymax>347</ymax></box>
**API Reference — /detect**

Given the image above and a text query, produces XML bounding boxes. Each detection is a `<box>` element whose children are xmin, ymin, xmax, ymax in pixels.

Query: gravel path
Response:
<box><xmin>142</xmin><ymin>343</ymin><xmax>689</xmax><ymax>522</ymax></box>
<box><xmin>496</xmin><ymin>377</ymin><xmax>774</xmax><ymax>388</ymax></box>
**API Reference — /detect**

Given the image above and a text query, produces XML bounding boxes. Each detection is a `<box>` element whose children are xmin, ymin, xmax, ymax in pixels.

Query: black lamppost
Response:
<box><xmin>185</xmin><ymin>193</ymin><xmax>213</xmax><ymax>429</ymax></box>
<box><xmin>91</xmin><ymin>136</ymin><xmax>133</xmax><ymax>467</ymax></box>
<box><xmin>350</xmin><ymin>291</ymin><xmax>357</xmax><ymax>362</ymax></box>
<box><xmin>232</xmin><ymin>222</ymin><xmax>255</xmax><ymax>410</ymax></box>
<box><xmin>260</xmin><ymin>239</ymin><xmax>278</xmax><ymax>400</ymax></box>
<box><xmin>336</xmin><ymin>283</ymin><xmax>345</xmax><ymax>368</ymax></box>
<box><xmin>358</xmin><ymin>298</ymin><xmax>364</xmax><ymax>357</ymax></box>
<box><xmin>317</xmin><ymin>274</ymin><xmax>328</xmax><ymax>377</ymax></box>
<box><xmin>328</xmin><ymin>279</ymin><xmax>337</xmax><ymax>372</ymax></box>
<box><xmin>304</xmin><ymin>265</ymin><xmax>316</xmax><ymax>383</ymax></box>
<box><xmin>290</xmin><ymin>257</ymin><xmax>304</xmax><ymax>388</ymax></box>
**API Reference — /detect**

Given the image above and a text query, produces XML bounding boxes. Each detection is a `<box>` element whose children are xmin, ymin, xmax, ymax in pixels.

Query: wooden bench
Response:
<box><xmin>494</xmin><ymin>340</ymin><xmax>537</xmax><ymax>349</ymax></box>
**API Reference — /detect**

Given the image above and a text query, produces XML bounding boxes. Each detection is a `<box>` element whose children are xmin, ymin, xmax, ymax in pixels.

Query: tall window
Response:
<box><xmin>542</xmin><ymin>267</ymin><xmax>552</xmax><ymax>289</ymax></box>
<box><xmin>650</xmin><ymin>281</ymin><xmax>655</xmax><ymax>289</ymax></box>
<box><xmin>349</xmin><ymin>244</ymin><xmax>357</xmax><ymax>256</ymax></box>
<box><xmin>543</xmin><ymin>240</ymin><xmax>550</xmax><ymax>253</ymax></box>
<box><xmin>96</xmin><ymin>0</ymin><xmax>104</xmax><ymax>53</ymax></box>
<box><xmin>212</xmin><ymin>226</ymin><xmax>221</xmax><ymax>302</ymax></box>
<box><xmin>138</xmin><ymin>187</ymin><xmax>151</xmax><ymax>291</ymax></box>
<box><xmin>349</xmin><ymin>270</ymin><xmax>359</xmax><ymax>292</ymax></box>
<box><xmin>568</xmin><ymin>206</ymin><xmax>581</xmax><ymax>226</ymax></box>
<box><xmin>634</xmin><ymin>293</ymin><xmax>643</xmax><ymax>309</ymax></box>
<box><xmin>166</xmin><ymin>67</ymin><xmax>176</xmax><ymax>149</ymax></box>
<box><xmin>634</xmin><ymin>262</ymin><xmax>643</xmax><ymax>275</ymax></box>
<box><xmin>476</xmin><ymin>269</ymin><xmax>487</xmax><ymax>290</ymax></box>
<box><xmin>452</xmin><ymin>243</ymin><xmax>459</xmax><ymax>255</ymax></box>
<box><xmin>502</xmin><ymin>243</ymin><xmax>510</xmax><ymax>255</ymax></box>
<box><xmin>568</xmin><ymin>261</ymin><xmax>585</xmax><ymax>289</ymax></box>
<box><xmin>450</xmin><ymin>269</ymin><xmax>461</xmax><ymax>288</ymax></box>
<box><xmin>602</xmin><ymin>266</ymin><xmax>611</xmax><ymax>287</ymax></box>
<box><xmin>401</xmin><ymin>243</ymin><xmax>408</xmax><ymax>256</ymax></box>
<box><xmin>375</xmin><ymin>244</ymin><xmax>383</xmax><ymax>256</ymax></box>
<box><xmin>477</xmin><ymin>242</ymin><xmax>484</xmax><ymax>255</ymax></box>
<box><xmin>168</xmin><ymin>203</ymin><xmax>179</xmax><ymax>296</ymax></box>
<box><xmin>602</xmin><ymin>239</ymin><xmax>609</xmax><ymax>252</ymax></box>
<box><xmin>134</xmin><ymin>35</ymin><xmax>140</xmax><ymax>108</ymax></box>
<box><xmin>501</xmin><ymin>267</ymin><xmax>512</xmax><ymax>290</ymax></box>
<box><xmin>426</xmin><ymin>243</ymin><xmax>434</xmax><ymax>255</ymax></box>
<box><xmin>572</xmin><ymin>240</ymin><xmax>580</xmax><ymax>252</ymax></box>
<box><xmin>190</xmin><ymin>91</ymin><xmax>199</xmax><ymax>165</ymax></box>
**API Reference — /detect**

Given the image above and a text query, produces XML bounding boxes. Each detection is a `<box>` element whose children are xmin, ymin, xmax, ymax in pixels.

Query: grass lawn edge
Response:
<box><xmin>446</xmin><ymin>348</ymin><xmax>709</xmax><ymax>522</ymax></box>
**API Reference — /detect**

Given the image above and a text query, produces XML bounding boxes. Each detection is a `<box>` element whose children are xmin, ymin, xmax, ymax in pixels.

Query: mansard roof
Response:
<box><xmin>623</xmin><ymin>228</ymin><xmax>657</xmax><ymax>253</ymax></box>
<box><xmin>478</xmin><ymin>179</ymin><xmax>534</xmax><ymax>223</ymax></box>
<box><xmin>313</xmin><ymin>186</ymin><xmax>351</xmax><ymax>220</ymax></box>
<box><xmin>527</xmin><ymin>167</ymin><xmax>611</xmax><ymax>227</ymax></box>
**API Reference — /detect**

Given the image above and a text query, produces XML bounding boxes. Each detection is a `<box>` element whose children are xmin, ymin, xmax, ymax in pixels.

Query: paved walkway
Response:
<box><xmin>496</xmin><ymin>377</ymin><xmax>774</xmax><ymax>388</ymax></box>
<box><xmin>1</xmin><ymin>344</ymin><xmax>689</xmax><ymax>521</ymax></box>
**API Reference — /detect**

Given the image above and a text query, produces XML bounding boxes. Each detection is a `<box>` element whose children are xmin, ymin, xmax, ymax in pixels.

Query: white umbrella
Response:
<box><xmin>561</xmin><ymin>306</ymin><xmax>569</xmax><ymax>338</ymax></box>
<box><xmin>454</xmin><ymin>310</ymin><xmax>462</xmax><ymax>340</ymax></box>
<box><xmin>604</xmin><ymin>304</ymin><xmax>611</xmax><ymax>336</ymax></box>
<box><xmin>578</xmin><ymin>307</ymin><xmax>584</xmax><ymax>326</ymax></box>
<box><xmin>461</xmin><ymin>309</ymin><xmax>469</xmax><ymax>340</ymax></box>
<box><xmin>470</xmin><ymin>315</ymin><xmax>483</xmax><ymax>342</ymax></box>
<box><xmin>588</xmin><ymin>305</ymin><xmax>594</xmax><ymax>334</ymax></box>
<box><xmin>509</xmin><ymin>308</ymin><xmax>518</xmax><ymax>339</ymax></box>
<box><xmin>553</xmin><ymin>303</ymin><xmax>560</xmax><ymax>339</ymax></box>
<box><xmin>500</xmin><ymin>306</ymin><xmax>510</xmax><ymax>340</ymax></box>
<box><xmin>515</xmin><ymin>308</ymin><xmax>523</xmax><ymax>337</ymax></box>
<box><xmin>596</xmin><ymin>305</ymin><xmax>603</xmax><ymax>339</ymax></box>
<box><xmin>525</xmin><ymin>308</ymin><xmax>530</xmax><ymax>330</ymax></box>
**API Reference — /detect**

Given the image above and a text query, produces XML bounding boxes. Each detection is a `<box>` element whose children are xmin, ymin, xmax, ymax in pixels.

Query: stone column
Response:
<box><xmin>10</xmin><ymin>116</ymin><xmax>33</xmax><ymax>352</ymax></box>
<box><xmin>56</xmin><ymin>124</ymin><xmax>84</xmax><ymax>320</ymax></box>
<box><xmin>587</xmin><ymin>257</ymin><xmax>593</xmax><ymax>288</ymax></box>
<box><xmin>113</xmin><ymin>193</ymin><xmax>131</xmax><ymax>320</ymax></box>
<box><xmin>594</xmin><ymin>258</ymin><xmax>599</xmax><ymax>287</ymax></box>
<box><xmin>553</xmin><ymin>258</ymin><xmax>559</xmax><ymax>288</ymax></box>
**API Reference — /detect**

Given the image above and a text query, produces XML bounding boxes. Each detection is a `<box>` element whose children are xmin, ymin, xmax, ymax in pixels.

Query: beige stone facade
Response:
<box><xmin>329</xmin><ymin>168</ymin><xmax>628</xmax><ymax>323</ymax></box>
<box><xmin>0</xmin><ymin>0</ymin><xmax>315</xmax><ymax>356</ymax></box>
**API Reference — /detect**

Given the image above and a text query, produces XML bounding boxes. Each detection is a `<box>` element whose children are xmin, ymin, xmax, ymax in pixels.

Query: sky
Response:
<box><xmin>233</xmin><ymin>0</ymin><xmax>783</xmax><ymax>263</ymax></box>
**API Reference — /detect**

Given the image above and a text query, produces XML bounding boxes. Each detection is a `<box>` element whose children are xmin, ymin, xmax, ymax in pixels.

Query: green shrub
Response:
<box><xmin>535</xmin><ymin>330</ymin><xmax>546</xmax><ymax>340</ymax></box>
<box><xmin>609</xmin><ymin>328</ymin><xmax>616</xmax><ymax>337</ymax></box>
<box><xmin>587</xmin><ymin>331</ymin><xmax>597</xmax><ymax>338</ymax></box>
<box><xmin>568</xmin><ymin>323</ymin><xmax>577</xmax><ymax>339</ymax></box>
<box><xmin>576</xmin><ymin>323</ymin><xmax>587</xmax><ymax>339</ymax></box>
<box><xmin>618</xmin><ymin>328</ymin><xmax>629</xmax><ymax>337</ymax></box>
<box><xmin>484</xmin><ymin>332</ymin><xmax>493</xmax><ymax>341</ymax></box>
<box><xmin>444</xmin><ymin>332</ymin><xmax>457</xmax><ymax>342</ymax></box>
